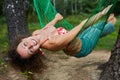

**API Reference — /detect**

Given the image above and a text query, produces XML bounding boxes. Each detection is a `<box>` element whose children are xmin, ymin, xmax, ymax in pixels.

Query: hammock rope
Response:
<box><xmin>33</xmin><ymin>0</ymin><xmax>117</xmax><ymax>31</ymax></box>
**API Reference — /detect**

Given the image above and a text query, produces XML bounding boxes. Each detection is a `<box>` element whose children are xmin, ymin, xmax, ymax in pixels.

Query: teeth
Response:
<box><xmin>33</xmin><ymin>40</ymin><xmax>37</xmax><ymax>45</ymax></box>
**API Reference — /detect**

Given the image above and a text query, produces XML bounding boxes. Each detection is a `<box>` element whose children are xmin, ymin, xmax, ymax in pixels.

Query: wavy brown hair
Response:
<box><xmin>8</xmin><ymin>35</ymin><xmax>46</xmax><ymax>73</ymax></box>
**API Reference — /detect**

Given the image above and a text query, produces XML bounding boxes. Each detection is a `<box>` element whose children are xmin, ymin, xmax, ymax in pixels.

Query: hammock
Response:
<box><xmin>34</xmin><ymin>0</ymin><xmax>117</xmax><ymax>31</ymax></box>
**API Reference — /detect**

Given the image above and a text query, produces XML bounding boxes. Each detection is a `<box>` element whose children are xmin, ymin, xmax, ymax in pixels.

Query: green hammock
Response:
<box><xmin>34</xmin><ymin>0</ymin><xmax>117</xmax><ymax>31</ymax></box>
<box><xmin>34</xmin><ymin>0</ymin><xmax>74</xmax><ymax>30</ymax></box>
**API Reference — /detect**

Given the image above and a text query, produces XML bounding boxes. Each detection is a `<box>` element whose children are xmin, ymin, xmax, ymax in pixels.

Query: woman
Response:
<box><xmin>16</xmin><ymin>13</ymin><xmax>116</xmax><ymax>59</ymax></box>
<box><xmin>8</xmin><ymin>13</ymin><xmax>116</xmax><ymax>73</ymax></box>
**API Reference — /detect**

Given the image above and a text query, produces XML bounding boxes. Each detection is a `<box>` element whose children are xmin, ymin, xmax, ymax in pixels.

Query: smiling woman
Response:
<box><xmin>8</xmin><ymin>35</ymin><xmax>46</xmax><ymax>73</ymax></box>
<box><xmin>8</xmin><ymin>13</ymin><xmax>116</xmax><ymax>73</ymax></box>
<box><xmin>17</xmin><ymin>36</ymin><xmax>41</xmax><ymax>58</ymax></box>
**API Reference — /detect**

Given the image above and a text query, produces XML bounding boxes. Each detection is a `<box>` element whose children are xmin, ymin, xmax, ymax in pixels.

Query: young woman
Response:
<box><xmin>16</xmin><ymin>13</ymin><xmax>116</xmax><ymax>59</ymax></box>
<box><xmin>8</xmin><ymin>12</ymin><xmax>116</xmax><ymax>73</ymax></box>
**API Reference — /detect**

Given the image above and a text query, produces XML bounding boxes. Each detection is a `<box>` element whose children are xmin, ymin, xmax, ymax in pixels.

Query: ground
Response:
<box><xmin>0</xmin><ymin>50</ymin><xmax>111</xmax><ymax>80</ymax></box>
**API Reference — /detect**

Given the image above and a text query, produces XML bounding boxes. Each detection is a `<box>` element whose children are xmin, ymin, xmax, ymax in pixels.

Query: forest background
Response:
<box><xmin>0</xmin><ymin>0</ymin><xmax>119</xmax><ymax>54</ymax></box>
<box><xmin>0</xmin><ymin>0</ymin><xmax>120</xmax><ymax>79</ymax></box>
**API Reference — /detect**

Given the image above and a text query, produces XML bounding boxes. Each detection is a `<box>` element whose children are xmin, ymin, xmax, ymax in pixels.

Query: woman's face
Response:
<box><xmin>17</xmin><ymin>36</ymin><xmax>40</xmax><ymax>58</ymax></box>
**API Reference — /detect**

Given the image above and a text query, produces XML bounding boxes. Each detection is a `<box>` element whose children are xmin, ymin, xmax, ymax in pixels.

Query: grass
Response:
<box><xmin>95</xmin><ymin>16</ymin><xmax>120</xmax><ymax>50</ymax></box>
<box><xmin>0</xmin><ymin>23</ymin><xmax>9</xmax><ymax>54</ymax></box>
<box><xmin>0</xmin><ymin>57</ymin><xmax>7</xmax><ymax>74</ymax></box>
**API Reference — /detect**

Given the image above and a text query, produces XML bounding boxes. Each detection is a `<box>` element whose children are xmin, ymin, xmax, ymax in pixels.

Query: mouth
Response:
<box><xmin>32</xmin><ymin>39</ymin><xmax>38</xmax><ymax>45</ymax></box>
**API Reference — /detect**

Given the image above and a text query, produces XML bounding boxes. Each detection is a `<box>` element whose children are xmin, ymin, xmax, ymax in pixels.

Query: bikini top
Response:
<box><xmin>39</xmin><ymin>26</ymin><xmax>68</xmax><ymax>55</ymax></box>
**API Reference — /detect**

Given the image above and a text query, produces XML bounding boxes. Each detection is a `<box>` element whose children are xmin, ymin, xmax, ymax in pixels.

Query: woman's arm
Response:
<box><xmin>45</xmin><ymin>13</ymin><xmax>63</xmax><ymax>27</ymax></box>
<box><xmin>32</xmin><ymin>13</ymin><xmax>63</xmax><ymax>36</ymax></box>
<box><xmin>47</xmin><ymin>4</ymin><xmax>112</xmax><ymax>48</ymax></box>
<box><xmin>47</xmin><ymin>20</ymin><xmax>86</xmax><ymax>48</ymax></box>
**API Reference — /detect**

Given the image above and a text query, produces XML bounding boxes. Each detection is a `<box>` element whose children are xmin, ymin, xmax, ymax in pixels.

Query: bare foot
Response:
<box><xmin>101</xmin><ymin>4</ymin><xmax>112</xmax><ymax>15</ymax></box>
<box><xmin>107</xmin><ymin>13</ymin><xmax>116</xmax><ymax>25</ymax></box>
<box><xmin>55</xmin><ymin>13</ymin><xmax>63</xmax><ymax>21</ymax></box>
<box><xmin>107</xmin><ymin>14</ymin><xmax>114</xmax><ymax>21</ymax></box>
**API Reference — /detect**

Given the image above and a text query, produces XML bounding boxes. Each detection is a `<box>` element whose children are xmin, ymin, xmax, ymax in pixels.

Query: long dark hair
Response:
<box><xmin>8</xmin><ymin>35</ymin><xmax>46</xmax><ymax>73</ymax></box>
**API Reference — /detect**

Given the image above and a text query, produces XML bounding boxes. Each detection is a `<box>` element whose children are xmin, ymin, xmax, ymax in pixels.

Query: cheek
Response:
<box><xmin>34</xmin><ymin>45</ymin><xmax>40</xmax><ymax>50</ymax></box>
<box><xmin>17</xmin><ymin>48</ymin><xmax>28</xmax><ymax>58</ymax></box>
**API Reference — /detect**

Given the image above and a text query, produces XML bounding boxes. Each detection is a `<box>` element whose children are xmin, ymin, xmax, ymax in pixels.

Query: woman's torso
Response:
<box><xmin>36</xmin><ymin>26</ymin><xmax>82</xmax><ymax>54</ymax></box>
<box><xmin>40</xmin><ymin>26</ymin><xmax>68</xmax><ymax>51</ymax></box>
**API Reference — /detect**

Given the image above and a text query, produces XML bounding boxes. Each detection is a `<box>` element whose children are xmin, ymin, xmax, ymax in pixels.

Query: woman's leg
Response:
<box><xmin>75</xmin><ymin>17</ymin><xmax>116</xmax><ymax>58</ymax></box>
<box><xmin>101</xmin><ymin>14</ymin><xmax>116</xmax><ymax>37</ymax></box>
<box><xmin>75</xmin><ymin>24</ymin><xmax>103</xmax><ymax>58</ymax></box>
<box><xmin>100</xmin><ymin>22</ymin><xmax>115</xmax><ymax>37</ymax></box>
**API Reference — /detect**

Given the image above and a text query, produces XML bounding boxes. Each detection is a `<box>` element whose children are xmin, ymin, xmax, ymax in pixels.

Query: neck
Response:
<box><xmin>36</xmin><ymin>34</ymin><xmax>48</xmax><ymax>45</ymax></box>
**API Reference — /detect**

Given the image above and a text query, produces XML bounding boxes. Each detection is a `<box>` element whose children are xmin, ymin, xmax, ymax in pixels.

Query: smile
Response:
<box><xmin>32</xmin><ymin>39</ymin><xmax>38</xmax><ymax>45</ymax></box>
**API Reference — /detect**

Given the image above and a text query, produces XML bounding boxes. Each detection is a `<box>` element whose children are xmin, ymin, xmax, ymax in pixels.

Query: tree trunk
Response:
<box><xmin>100</xmin><ymin>28</ymin><xmax>120</xmax><ymax>80</ymax></box>
<box><xmin>4</xmin><ymin>0</ymin><xmax>29</xmax><ymax>47</ymax></box>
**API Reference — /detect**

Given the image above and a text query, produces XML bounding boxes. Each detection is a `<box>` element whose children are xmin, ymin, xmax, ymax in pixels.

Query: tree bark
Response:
<box><xmin>4</xmin><ymin>0</ymin><xmax>29</xmax><ymax>47</ymax></box>
<box><xmin>100</xmin><ymin>28</ymin><xmax>120</xmax><ymax>80</ymax></box>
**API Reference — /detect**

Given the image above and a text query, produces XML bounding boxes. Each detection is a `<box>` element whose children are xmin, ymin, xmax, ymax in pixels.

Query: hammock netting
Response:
<box><xmin>34</xmin><ymin>0</ymin><xmax>117</xmax><ymax>31</ymax></box>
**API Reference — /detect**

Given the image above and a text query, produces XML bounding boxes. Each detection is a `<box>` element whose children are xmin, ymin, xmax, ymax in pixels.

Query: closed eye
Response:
<box><xmin>28</xmin><ymin>49</ymin><xmax>33</xmax><ymax>54</ymax></box>
<box><xmin>23</xmin><ymin>42</ymin><xmax>27</xmax><ymax>47</ymax></box>
<box><xmin>22</xmin><ymin>42</ymin><xmax>28</xmax><ymax>49</ymax></box>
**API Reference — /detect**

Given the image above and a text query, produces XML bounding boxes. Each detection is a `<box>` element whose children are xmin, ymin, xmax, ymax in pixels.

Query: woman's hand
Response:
<box><xmin>55</xmin><ymin>13</ymin><xmax>63</xmax><ymax>21</ymax></box>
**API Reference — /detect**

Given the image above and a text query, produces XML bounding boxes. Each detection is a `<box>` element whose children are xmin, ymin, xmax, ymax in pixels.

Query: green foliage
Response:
<box><xmin>28</xmin><ymin>13</ymin><xmax>39</xmax><ymax>23</ymax></box>
<box><xmin>0</xmin><ymin>57</ymin><xmax>7</xmax><ymax>74</ymax></box>
<box><xmin>51</xmin><ymin>0</ymin><xmax>98</xmax><ymax>15</ymax></box>
<box><xmin>28</xmin><ymin>23</ymin><xmax>41</xmax><ymax>33</ymax></box>
<box><xmin>65</xmin><ymin>13</ymin><xmax>89</xmax><ymax>26</ymax></box>
<box><xmin>113</xmin><ymin>1</ymin><xmax>120</xmax><ymax>16</ymax></box>
<box><xmin>21</xmin><ymin>71</ymin><xmax>33</xmax><ymax>79</ymax></box>
<box><xmin>1</xmin><ymin>0</ymin><xmax>120</xmax><ymax>17</ymax></box>
<box><xmin>0</xmin><ymin>24</ymin><xmax>9</xmax><ymax>53</ymax></box>
<box><xmin>95</xmin><ymin>32</ymin><xmax>117</xmax><ymax>50</ymax></box>
<box><xmin>0</xmin><ymin>17</ymin><xmax>6</xmax><ymax>25</ymax></box>
<box><xmin>95</xmin><ymin>16</ymin><xmax>120</xmax><ymax>50</ymax></box>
